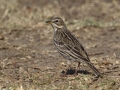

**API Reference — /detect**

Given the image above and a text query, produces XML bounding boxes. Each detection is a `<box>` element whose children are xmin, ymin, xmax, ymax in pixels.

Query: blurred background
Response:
<box><xmin>0</xmin><ymin>0</ymin><xmax>120</xmax><ymax>28</ymax></box>
<box><xmin>0</xmin><ymin>0</ymin><xmax>120</xmax><ymax>89</ymax></box>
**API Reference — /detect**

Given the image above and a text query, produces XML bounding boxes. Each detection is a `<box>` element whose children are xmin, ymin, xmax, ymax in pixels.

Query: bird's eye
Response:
<box><xmin>55</xmin><ymin>20</ymin><xmax>59</xmax><ymax>22</ymax></box>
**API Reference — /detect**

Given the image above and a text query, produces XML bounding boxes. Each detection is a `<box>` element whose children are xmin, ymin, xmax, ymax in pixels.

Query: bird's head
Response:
<box><xmin>45</xmin><ymin>17</ymin><xmax>66</xmax><ymax>29</ymax></box>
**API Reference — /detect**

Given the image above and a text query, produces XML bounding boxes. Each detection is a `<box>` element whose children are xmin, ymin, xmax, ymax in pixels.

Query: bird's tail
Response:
<box><xmin>87</xmin><ymin>62</ymin><xmax>101</xmax><ymax>77</ymax></box>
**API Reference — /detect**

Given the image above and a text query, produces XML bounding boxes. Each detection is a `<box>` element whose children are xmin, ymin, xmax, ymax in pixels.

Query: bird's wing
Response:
<box><xmin>63</xmin><ymin>30</ymin><xmax>90</xmax><ymax>62</ymax></box>
<box><xmin>54</xmin><ymin>30</ymin><xmax>90</xmax><ymax>62</ymax></box>
<box><xmin>64</xmin><ymin>43</ymin><xmax>90</xmax><ymax>62</ymax></box>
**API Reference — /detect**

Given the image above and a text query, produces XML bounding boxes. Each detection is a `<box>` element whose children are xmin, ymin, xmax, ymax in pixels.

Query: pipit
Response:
<box><xmin>46</xmin><ymin>17</ymin><xmax>101</xmax><ymax>77</ymax></box>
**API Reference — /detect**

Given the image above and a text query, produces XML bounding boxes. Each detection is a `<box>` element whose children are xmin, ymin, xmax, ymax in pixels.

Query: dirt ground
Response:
<box><xmin>0</xmin><ymin>0</ymin><xmax>120</xmax><ymax>90</ymax></box>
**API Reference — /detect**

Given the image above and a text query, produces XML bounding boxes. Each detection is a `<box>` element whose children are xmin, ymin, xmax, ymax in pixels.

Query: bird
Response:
<box><xmin>45</xmin><ymin>17</ymin><xmax>101</xmax><ymax>77</ymax></box>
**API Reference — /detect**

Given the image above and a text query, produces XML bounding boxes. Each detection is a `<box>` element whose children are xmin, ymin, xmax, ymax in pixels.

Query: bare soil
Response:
<box><xmin>0</xmin><ymin>0</ymin><xmax>120</xmax><ymax>90</ymax></box>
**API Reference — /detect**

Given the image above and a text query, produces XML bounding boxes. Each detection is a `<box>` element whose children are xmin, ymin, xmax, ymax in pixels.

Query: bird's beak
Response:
<box><xmin>45</xmin><ymin>20</ymin><xmax>52</xmax><ymax>24</ymax></box>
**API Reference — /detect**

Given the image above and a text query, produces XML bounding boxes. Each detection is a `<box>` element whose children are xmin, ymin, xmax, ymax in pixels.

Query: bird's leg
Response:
<box><xmin>74</xmin><ymin>62</ymin><xmax>81</xmax><ymax>75</ymax></box>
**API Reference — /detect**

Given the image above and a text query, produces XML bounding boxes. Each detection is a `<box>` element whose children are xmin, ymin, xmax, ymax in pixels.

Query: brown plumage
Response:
<box><xmin>46</xmin><ymin>17</ymin><xmax>101</xmax><ymax>77</ymax></box>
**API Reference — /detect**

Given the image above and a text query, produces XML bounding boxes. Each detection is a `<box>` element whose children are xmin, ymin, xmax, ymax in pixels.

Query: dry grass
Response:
<box><xmin>0</xmin><ymin>0</ymin><xmax>120</xmax><ymax>90</ymax></box>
